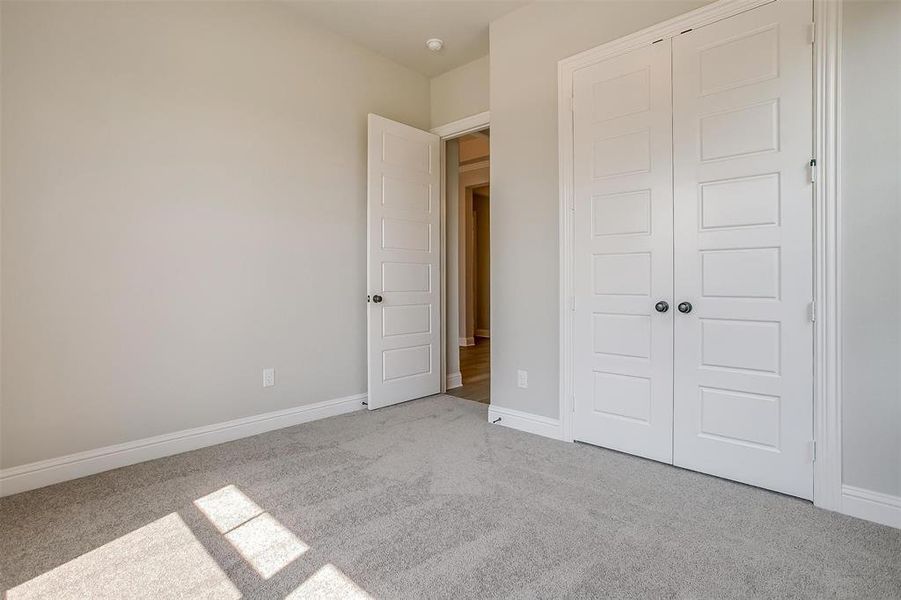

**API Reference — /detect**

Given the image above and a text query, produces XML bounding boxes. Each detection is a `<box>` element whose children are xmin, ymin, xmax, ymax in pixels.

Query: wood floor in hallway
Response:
<box><xmin>447</xmin><ymin>337</ymin><xmax>489</xmax><ymax>404</ymax></box>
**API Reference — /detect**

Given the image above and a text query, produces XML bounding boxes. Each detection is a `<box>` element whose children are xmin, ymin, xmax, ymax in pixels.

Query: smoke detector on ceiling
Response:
<box><xmin>425</xmin><ymin>38</ymin><xmax>444</xmax><ymax>52</ymax></box>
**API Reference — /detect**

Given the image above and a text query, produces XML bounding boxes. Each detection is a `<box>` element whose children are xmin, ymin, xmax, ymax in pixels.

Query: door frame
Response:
<box><xmin>557</xmin><ymin>0</ymin><xmax>843</xmax><ymax>512</ymax></box>
<box><xmin>431</xmin><ymin>111</ymin><xmax>491</xmax><ymax>392</ymax></box>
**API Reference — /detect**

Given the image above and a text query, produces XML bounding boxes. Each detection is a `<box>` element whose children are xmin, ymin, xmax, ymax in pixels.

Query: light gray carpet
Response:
<box><xmin>1</xmin><ymin>395</ymin><xmax>899</xmax><ymax>599</ymax></box>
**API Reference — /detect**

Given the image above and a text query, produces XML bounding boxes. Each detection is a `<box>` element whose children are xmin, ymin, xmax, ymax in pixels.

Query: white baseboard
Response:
<box><xmin>459</xmin><ymin>337</ymin><xmax>475</xmax><ymax>347</ymax></box>
<box><xmin>487</xmin><ymin>405</ymin><xmax>563</xmax><ymax>441</ymax></box>
<box><xmin>475</xmin><ymin>329</ymin><xmax>490</xmax><ymax>338</ymax></box>
<box><xmin>841</xmin><ymin>485</ymin><xmax>901</xmax><ymax>529</ymax></box>
<box><xmin>446</xmin><ymin>372</ymin><xmax>463</xmax><ymax>390</ymax></box>
<box><xmin>0</xmin><ymin>392</ymin><xmax>366</xmax><ymax>497</ymax></box>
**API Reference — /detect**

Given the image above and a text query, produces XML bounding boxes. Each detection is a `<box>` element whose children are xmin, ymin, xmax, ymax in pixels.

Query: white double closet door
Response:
<box><xmin>572</xmin><ymin>0</ymin><xmax>814</xmax><ymax>499</ymax></box>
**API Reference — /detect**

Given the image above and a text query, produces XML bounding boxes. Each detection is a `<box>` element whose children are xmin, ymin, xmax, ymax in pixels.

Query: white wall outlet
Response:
<box><xmin>517</xmin><ymin>369</ymin><xmax>528</xmax><ymax>389</ymax></box>
<box><xmin>262</xmin><ymin>368</ymin><xmax>275</xmax><ymax>388</ymax></box>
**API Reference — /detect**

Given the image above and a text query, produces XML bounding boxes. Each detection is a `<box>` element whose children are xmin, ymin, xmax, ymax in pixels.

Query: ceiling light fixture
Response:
<box><xmin>425</xmin><ymin>38</ymin><xmax>444</xmax><ymax>52</ymax></box>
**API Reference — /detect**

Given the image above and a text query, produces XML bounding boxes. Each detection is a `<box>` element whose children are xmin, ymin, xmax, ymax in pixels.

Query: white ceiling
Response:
<box><xmin>283</xmin><ymin>1</ymin><xmax>527</xmax><ymax>77</ymax></box>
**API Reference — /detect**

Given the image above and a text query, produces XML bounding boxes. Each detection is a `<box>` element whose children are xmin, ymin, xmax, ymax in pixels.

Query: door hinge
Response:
<box><xmin>571</xmin><ymin>395</ymin><xmax>576</xmax><ymax>412</ymax></box>
<box><xmin>808</xmin><ymin>23</ymin><xmax>816</xmax><ymax>44</ymax></box>
<box><xmin>570</xmin><ymin>296</ymin><xmax>577</xmax><ymax>311</ymax></box>
<box><xmin>808</xmin><ymin>440</ymin><xmax>817</xmax><ymax>463</ymax></box>
<box><xmin>569</xmin><ymin>96</ymin><xmax>575</xmax><ymax>112</ymax></box>
<box><xmin>808</xmin><ymin>301</ymin><xmax>816</xmax><ymax>323</ymax></box>
<box><xmin>808</xmin><ymin>158</ymin><xmax>817</xmax><ymax>183</ymax></box>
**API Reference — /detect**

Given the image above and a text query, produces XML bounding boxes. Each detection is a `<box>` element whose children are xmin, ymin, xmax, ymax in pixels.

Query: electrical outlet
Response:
<box><xmin>262</xmin><ymin>368</ymin><xmax>275</xmax><ymax>388</ymax></box>
<box><xmin>517</xmin><ymin>369</ymin><xmax>528</xmax><ymax>389</ymax></box>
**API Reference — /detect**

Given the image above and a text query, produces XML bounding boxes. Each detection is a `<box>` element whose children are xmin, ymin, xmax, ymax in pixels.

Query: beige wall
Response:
<box><xmin>488</xmin><ymin>0</ymin><xmax>708</xmax><ymax>418</ymax></box>
<box><xmin>430</xmin><ymin>55</ymin><xmax>489</xmax><ymax>128</ymax></box>
<box><xmin>840</xmin><ymin>0</ymin><xmax>901</xmax><ymax>496</ymax></box>
<box><xmin>0</xmin><ymin>1</ymin><xmax>430</xmax><ymax>468</ymax></box>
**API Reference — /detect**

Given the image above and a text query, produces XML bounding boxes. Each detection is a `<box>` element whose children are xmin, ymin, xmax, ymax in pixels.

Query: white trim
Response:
<box><xmin>430</xmin><ymin>111</ymin><xmax>490</xmax><ymax>139</ymax></box>
<box><xmin>459</xmin><ymin>160</ymin><xmax>490</xmax><ymax>173</ymax></box>
<box><xmin>558</xmin><ymin>0</ymin><xmax>845</xmax><ymax>518</ymax></box>
<box><xmin>460</xmin><ymin>337</ymin><xmax>475</xmax><ymax>347</ymax></box>
<box><xmin>475</xmin><ymin>328</ymin><xmax>490</xmax><ymax>338</ymax></box>
<box><xmin>446</xmin><ymin>372</ymin><xmax>463</xmax><ymax>390</ymax></box>
<box><xmin>488</xmin><ymin>405</ymin><xmax>563</xmax><ymax>441</ymax></box>
<box><xmin>812</xmin><ymin>0</ymin><xmax>843</xmax><ymax>513</ymax></box>
<box><xmin>0</xmin><ymin>393</ymin><xmax>366</xmax><ymax>497</ymax></box>
<box><xmin>841</xmin><ymin>486</ymin><xmax>901</xmax><ymax>529</ymax></box>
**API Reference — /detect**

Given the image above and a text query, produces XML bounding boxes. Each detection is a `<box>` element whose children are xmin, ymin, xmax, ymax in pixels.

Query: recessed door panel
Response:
<box><xmin>592</xmin><ymin>68</ymin><xmax>651</xmax><ymax>121</ymax></box>
<box><xmin>700</xmin><ymin>248</ymin><xmax>780</xmax><ymax>299</ymax></box>
<box><xmin>382</xmin><ymin>262</ymin><xmax>431</xmax><ymax>293</ymax></box>
<box><xmin>672</xmin><ymin>0</ymin><xmax>813</xmax><ymax>499</ymax></box>
<box><xmin>382</xmin><ymin>176</ymin><xmax>431</xmax><ymax>213</ymax></box>
<box><xmin>593</xmin><ymin>372</ymin><xmax>652</xmax><ymax>423</ymax></box>
<box><xmin>700</xmin><ymin>318</ymin><xmax>781</xmax><ymax>374</ymax></box>
<box><xmin>382</xmin><ymin>218</ymin><xmax>431</xmax><ymax>252</ymax></box>
<box><xmin>699</xmin><ymin>387</ymin><xmax>781</xmax><ymax>449</ymax></box>
<box><xmin>700</xmin><ymin>100</ymin><xmax>780</xmax><ymax>161</ymax></box>
<box><xmin>591</xmin><ymin>189</ymin><xmax>652</xmax><ymax>236</ymax></box>
<box><xmin>699</xmin><ymin>25</ymin><xmax>779</xmax><ymax>95</ymax></box>
<box><xmin>382</xmin><ymin>132</ymin><xmax>431</xmax><ymax>173</ymax></box>
<box><xmin>700</xmin><ymin>173</ymin><xmax>781</xmax><ymax>230</ymax></box>
<box><xmin>592</xmin><ymin>313</ymin><xmax>651</xmax><ymax>359</ymax></box>
<box><xmin>382</xmin><ymin>304</ymin><xmax>431</xmax><ymax>337</ymax></box>
<box><xmin>572</xmin><ymin>40</ymin><xmax>674</xmax><ymax>463</ymax></box>
<box><xmin>383</xmin><ymin>345</ymin><xmax>432</xmax><ymax>381</ymax></box>
<box><xmin>591</xmin><ymin>130</ymin><xmax>651</xmax><ymax>178</ymax></box>
<box><xmin>591</xmin><ymin>253</ymin><xmax>651</xmax><ymax>296</ymax></box>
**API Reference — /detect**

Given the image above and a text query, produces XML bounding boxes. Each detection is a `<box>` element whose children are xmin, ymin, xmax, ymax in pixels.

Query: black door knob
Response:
<box><xmin>372</xmin><ymin>294</ymin><xmax>383</xmax><ymax>303</ymax></box>
<box><xmin>655</xmin><ymin>301</ymin><xmax>669</xmax><ymax>313</ymax></box>
<box><xmin>677</xmin><ymin>301</ymin><xmax>693</xmax><ymax>314</ymax></box>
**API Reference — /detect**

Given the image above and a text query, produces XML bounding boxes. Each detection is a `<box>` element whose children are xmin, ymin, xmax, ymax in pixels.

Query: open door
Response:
<box><xmin>367</xmin><ymin>114</ymin><xmax>441</xmax><ymax>409</ymax></box>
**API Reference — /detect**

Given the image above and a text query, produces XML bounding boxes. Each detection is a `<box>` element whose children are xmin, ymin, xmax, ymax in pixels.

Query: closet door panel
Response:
<box><xmin>571</xmin><ymin>41</ymin><xmax>674</xmax><ymax>463</ymax></box>
<box><xmin>672</xmin><ymin>0</ymin><xmax>814</xmax><ymax>499</ymax></box>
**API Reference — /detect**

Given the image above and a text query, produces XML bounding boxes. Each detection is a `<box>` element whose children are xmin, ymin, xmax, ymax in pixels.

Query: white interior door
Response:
<box><xmin>572</xmin><ymin>40</ymin><xmax>675</xmax><ymax>463</ymax></box>
<box><xmin>671</xmin><ymin>1</ymin><xmax>814</xmax><ymax>498</ymax></box>
<box><xmin>367</xmin><ymin>114</ymin><xmax>441</xmax><ymax>410</ymax></box>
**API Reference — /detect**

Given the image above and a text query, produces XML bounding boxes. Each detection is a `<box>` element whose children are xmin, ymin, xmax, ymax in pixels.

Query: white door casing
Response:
<box><xmin>671</xmin><ymin>0</ymin><xmax>814</xmax><ymax>498</ymax></box>
<box><xmin>367</xmin><ymin>114</ymin><xmax>441</xmax><ymax>409</ymax></box>
<box><xmin>571</xmin><ymin>40</ymin><xmax>675</xmax><ymax>463</ymax></box>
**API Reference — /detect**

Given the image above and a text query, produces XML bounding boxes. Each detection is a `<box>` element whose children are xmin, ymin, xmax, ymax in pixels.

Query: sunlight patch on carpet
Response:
<box><xmin>6</xmin><ymin>513</ymin><xmax>240</xmax><ymax>600</ymax></box>
<box><xmin>195</xmin><ymin>484</ymin><xmax>308</xmax><ymax>580</ymax></box>
<box><xmin>194</xmin><ymin>484</ymin><xmax>264</xmax><ymax>533</ymax></box>
<box><xmin>224</xmin><ymin>512</ymin><xmax>308</xmax><ymax>579</ymax></box>
<box><xmin>286</xmin><ymin>563</ymin><xmax>372</xmax><ymax>599</ymax></box>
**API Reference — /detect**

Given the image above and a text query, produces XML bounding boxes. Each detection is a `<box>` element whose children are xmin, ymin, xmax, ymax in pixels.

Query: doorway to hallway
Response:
<box><xmin>445</xmin><ymin>129</ymin><xmax>490</xmax><ymax>404</ymax></box>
